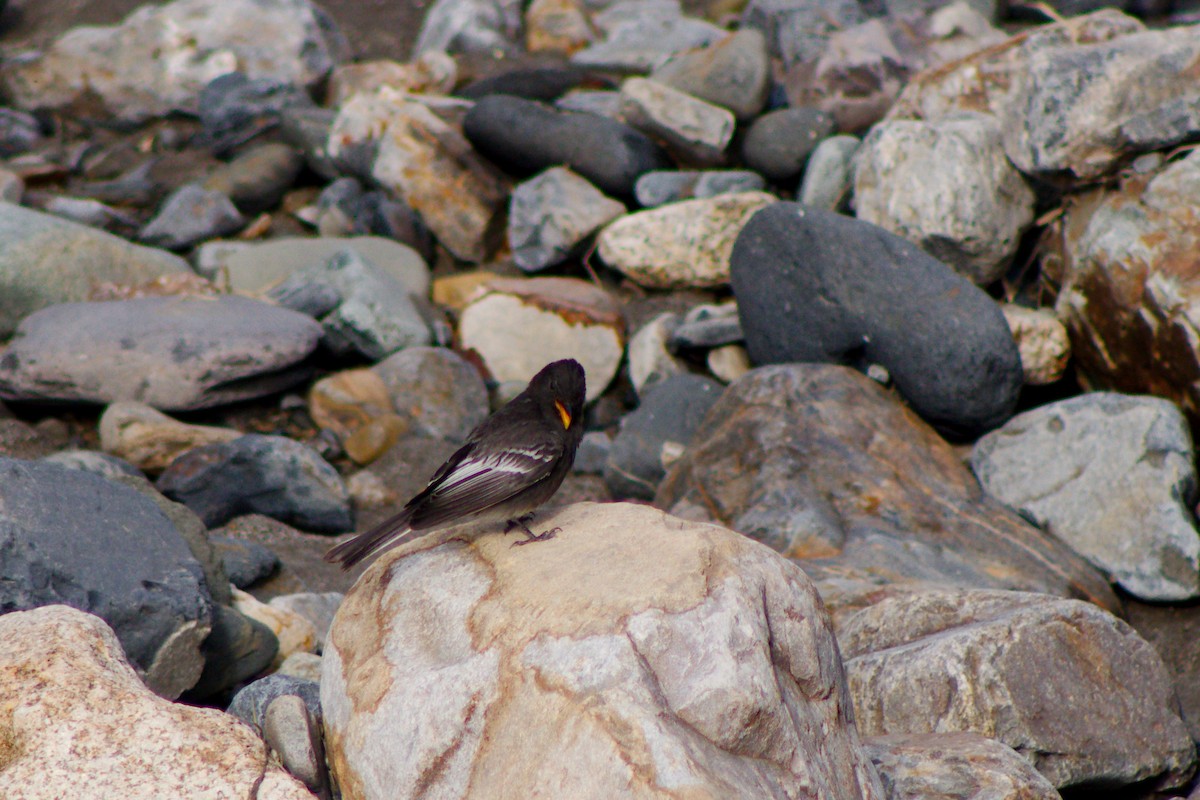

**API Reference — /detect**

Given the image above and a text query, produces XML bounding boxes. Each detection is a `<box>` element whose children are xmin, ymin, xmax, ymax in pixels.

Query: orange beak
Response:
<box><xmin>554</xmin><ymin>400</ymin><xmax>572</xmax><ymax>429</ymax></box>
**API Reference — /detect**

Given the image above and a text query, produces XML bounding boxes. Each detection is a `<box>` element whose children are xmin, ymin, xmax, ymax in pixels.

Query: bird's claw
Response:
<box><xmin>512</xmin><ymin>527</ymin><xmax>560</xmax><ymax>547</ymax></box>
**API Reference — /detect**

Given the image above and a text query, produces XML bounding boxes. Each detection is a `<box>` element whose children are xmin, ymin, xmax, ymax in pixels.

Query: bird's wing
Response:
<box><xmin>407</xmin><ymin>439</ymin><xmax>560</xmax><ymax>529</ymax></box>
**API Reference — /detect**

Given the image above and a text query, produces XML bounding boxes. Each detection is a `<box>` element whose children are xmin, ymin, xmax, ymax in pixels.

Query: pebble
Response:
<box><xmin>268</xmin><ymin>592</ymin><xmax>343</xmax><ymax>651</ymax></box>
<box><xmin>227</xmin><ymin>673</ymin><xmax>323</xmax><ymax>736</ymax></box>
<box><xmin>264</xmin><ymin>694</ymin><xmax>330</xmax><ymax>797</ymax></box>
<box><xmin>276</xmin><ymin>651</ymin><xmax>324</xmax><ymax>682</ymax></box>
<box><xmin>617</xmin><ymin>77</ymin><xmax>736</xmax><ymax>166</ymax></box>
<box><xmin>198</xmin><ymin>71</ymin><xmax>317</xmax><ymax>152</ymax></box>
<box><xmin>212</xmin><ymin>535</ymin><xmax>282</xmax><ymax>589</ymax></box>
<box><xmin>741</xmin><ymin>0</ymin><xmax>868</xmax><ymax>67</ymax></box>
<box><xmin>508</xmin><ymin>166</ymin><xmax>626</xmax><ymax>272</ymax></box>
<box><xmin>650</xmin><ymin>28</ymin><xmax>771</xmax><ymax>120</ymax></box>
<box><xmin>670</xmin><ymin>301</ymin><xmax>743</xmax><ymax>350</ymax></box>
<box><xmin>372</xmin><ymin>346</ymin><xmax>490</xmax><ymax>443</ymax></box>
<box><xmin>139</xmin><ymin>183</ymin><xmax>246</xmax><ymax>251</ymax></box>
<box><xmin>626</xmin><ymin>312</ymin><xmax>687</xmax><ymax>396</ymax></box>
<box><xmin>797</xmin><ymin>134</ymin><xmax>859</xmax><ymax>210</ymax></box>
<box><xmin>0</xmin><ymin>296</ymin><xmax>322</xmax><ymax>411</ymax></box>
<box><xmin>458</xmin><ymin>277</ymin><xmax>625</xmax><ymax>403</ymax></box>
<box><xmin>156</xmin><ymin>433</ymin><xmax>353</xmax><ymax>532</ymax></box>
<box><xmin>707</xmin><ymin>344</ymin><xmax>752</xmax><ymax>383</ymax></box>
<box><xmin>730</xmin><ymin>203</ymin><xmax>1023</xmax><ymax>436</ymax></box>
<box><xmin>232</xmin><ymin>587</ymin><xmax>318</xmax><ymax>668</ymax></box>
<box><xmin>188</xmin><ymin>603</ymin><xmax>280</xmax><ymax>699</ymax></box>
<box><xmin>1001</xmin><ymin>304</ymin><xmax>1070</xmax><ymax>385</ymax></box>
<box><xmin>570</xmin><ymin>0</ymin><xmax>728</xmax><ymax>72</ymax></box>
<box><xmin>202</xmin><ymin>142</ymin><xmax>305</xmax><ymax>215</ymax></box>
<box><xmin>741</xmin><ymin>106</ymin><xmax>836</xmax><ymax>182</ymax></box>
<box><xmin>98</xmin><ymin>401</ymin><xmax>242</xmax><ymax>473</ymax></box>
<box><xmin>327</xmin><ymin>52</ymin><xmax>457</xmax><ymax>107</ymax></box>
<box><xmin>598</xmin><ymin>191</ymin><xmax>775</xmax><ymax>289</ymax></box>
<box><xmin>634</xmin><ymin>169</ymin><xmax>767</xmax><ymax>207</ymax></box>
<box><xmin>41</xmin><ymin>448</ymin><xmax>143</xmax><ymax>480</ymax></box>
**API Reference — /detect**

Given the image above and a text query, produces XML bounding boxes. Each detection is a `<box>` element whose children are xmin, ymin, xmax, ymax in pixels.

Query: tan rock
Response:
<box><xmin>458</xmin><ymin>277</ymin><xmax>625</xmax><ymax>402</ymax></box>
<box><xmin>707</xmin><ymin>343</ymin><xmax>751</xmax><ymax>383</ymax></box>
<box><xmin>99</xmin><ymin>400</ymin><xmax>241</xmax><ymax>473</ymax></box>
<box><xmin>322</xmin><ymin>502</ymin><xmax>885</xmax><ymax>800</ymax></box>
<box><xmin>1000</xmin><ymin>304</ymin><xmax>1069</xmax><ymax>385</ymax></box>
<box><xmin>0</xmin><ymin>605</ymin><xmax>316</xmax><ymax>800</ymax></box>
<box><xmin>598</xmin><ymin>191</ymin><xmax>775</xmax><ymax>288</ymax></box>
<box><xmin>308</xmin><ymin>368</ymin><xmax>396</xmax><ymax>441</ymax></box>
<box><xmin>234</xmin><ymin>587</ymin><xmax>318</xmax><ymax>669</ymax></box>
<box><xmin>431</xmin><ymin>270</ymin><xmax>500</xmax><ymax>311</ymax></box>
<box><xmin>327</xmin><ymin>53</ymin><xmax>457</xmax><ymax>107</ymax></box>
<box><xmin>525</xmin><ymin>0</ymin><xmax>593</xmax><ymax>55</ymax></box>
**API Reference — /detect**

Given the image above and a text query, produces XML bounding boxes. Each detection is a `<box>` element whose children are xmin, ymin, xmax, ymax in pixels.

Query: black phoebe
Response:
<box><xmin>325</xmin><ymin>358</ymin><xmax>587</xmax><ymax>569</ymax></box>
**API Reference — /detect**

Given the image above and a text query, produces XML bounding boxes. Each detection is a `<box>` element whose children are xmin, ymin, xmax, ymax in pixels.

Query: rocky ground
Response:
<box><xmin>2</xmin><ymin>0</ymin><xmax>1200</xmax><ymax>798</ymax></box>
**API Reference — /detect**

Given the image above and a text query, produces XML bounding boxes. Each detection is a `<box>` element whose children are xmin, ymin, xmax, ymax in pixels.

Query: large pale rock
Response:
<box><xmin>656</xmin><ymin>365</ymin><xmax>1119</xmax><ymax>613</ymax></box>
<box><xmin>458</xmin><ymin>277</ymin><xmax>624</xmax><ymax>402</ymax></box>
<box><xmin>0</xmin><ymin>203</ymin><xmax>190</xmax><ymax>337</ymax></box>
<box><xmin>0</xmin><ymin>0</ymin><xmax>346</xmax><ymax>124</ymax></box>
<box><xmin>842</xmin><ymin>588</ymin><xmax>1196</xmax><ymax>793</ymax></box>
<box><xmin>971</xmin><ymin>392</ymin><xmax>1200</xmax><ymax>602</ymax></box>
<box><xmin>1055</xmin><ymin>148</ymin><xmax>1200</xmax><ymax>423</ymax></box>
<box><xmin>854</xmin><ymin>113</ymin><xmax>1035</xmax><ymax>286</ymax></box>
<box><xmin>0</xmin><ymin>605</ymin><xmax>316</xmax><ymax>800</ymax></box>
<box><xmin>329</xmin><ymin>88</ymin><xmax>507</xmax><ymax>263</ymax></box>
<box><xmin>322</xmin><ymin>502</ymin><xmax>886</xmax><ymax>800</ymax></box>
<box><xmin>598</xmin><ymin>191</ymin><xmax>775</xmax><ymax>289</ymax></box>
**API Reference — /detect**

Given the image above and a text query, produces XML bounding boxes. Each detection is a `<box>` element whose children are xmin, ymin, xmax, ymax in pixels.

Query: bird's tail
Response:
<box><xmin>324</xmin><ymin>509</ymin><xmax>420</xmax><ymax>569</ymax></box>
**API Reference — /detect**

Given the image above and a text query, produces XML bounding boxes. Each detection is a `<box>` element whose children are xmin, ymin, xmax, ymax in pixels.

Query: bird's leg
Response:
<box><xmin>509</xmin><ymin>516</ymin><xmax>560</xmax><ymax>547</ymax></box>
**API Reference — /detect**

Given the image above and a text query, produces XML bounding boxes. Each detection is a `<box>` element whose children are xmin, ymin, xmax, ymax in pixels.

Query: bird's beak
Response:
<box><xmin>554</xmin><ymin>400</ymin><xmax>572</xmax><ymax>429</ymax></box>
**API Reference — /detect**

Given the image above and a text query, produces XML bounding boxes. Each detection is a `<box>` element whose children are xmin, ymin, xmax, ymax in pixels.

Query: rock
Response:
<box><xmin>1000</xmin><ymin>305</ymin><xmax>1069</xmax><ymax>386</ymax></box>
<box><xmin>233</xmin><ymin>587</ymin><xmax>318</xmax><ymax>668</ymax></box>
<box><xmin>277</xmin><ymin>651</ymin><xmax>324</xmax><ymax>681</ymax></box>
<box><xmin>35</xmin><ymin>194</ymin><xmax>140</xmax><ymax>233</ymax></box>
<box><xmin>864</xmin><ymin>732</ymin><xmax>1072</xmax><ymax>800</ymax></box>
<box><xmin>525</xmin><ymin>0</ymin><xmax>594</xmax><ymax>54</ymax></box>
<box><xmin>741</xmin><ymin>107</ymin><xmax>836</xmax><ymax>182</ymax></box>
<box><xmin>431</xmin><ymin>270</ymin><xmax>500</xmax><ymax>311</ymax></box>
<box><xmin>322</xmin><ymin>502</ymin><xmax>885</xmax><ymax>800</ymax></box>
<box><xmin>463</xmin><ymin>94</ymin><xmax>671</xmax><ymax>197</ymax></box>
<box><xmin>634</xmin><ymin>169</ymin><xmax>767</xmax><ymax>207</ymax></box>
<box><xmin>414</xmin><ymin>0</ymin><xmax>522</xmax><ymax>56</ymax></box>
<box><xmin>650</xmin><ymin>29</ymin><xmax>771</xmax><ymax>120</ymax></box>
<box><xmin>0</xmin><ymin>0</ymin><xmax>347</xmax><ymax>124</ymax></box>
<box><xmin>599</xmin><ymin>192</ymin><xmax>776</xmax><ymax>289</ymax></box>
<box><xmin>212</xmin><ymin>535</ymin><xmax>281</xmax><ymax>589</ymax></box>
<box><xmin>508</xmin><ymin>166</ymin><xmax>626</xmax><ymax>272</ymax></box>
<box><xmin>0</xmin><ymin>203</ymin><xmax>190</xmax><ymax>337</ymax></box>
<box><xmin>742</xmin><ymin>0</ymin><xmax>868</xmax><ymax>67</ymax></box>
<box><xmin>605</xmin><ymin>374</ymin><xmax>724</xmax><ymax>500</ymax></box>
<box><xmin>1001</xmin><ymin>22</ymin><xmax>1200</xmax><ymax>180</ymax></box>
<box><xmin>327</xmin><ymin>53</ymin><xmax>458</xmax><ymax>107</ymax></box>
<box><xmin>457</xmin><ymin>65</ymin><xmax>605</xmax><ymax>102</ymax></box>
<box><xmin>971</xmin><ymin>393</ymin><xmax>1200</xmax><ymax>602</ymax></box>
<box><xmin>269</xmin><ymin>592</ymin><xmax>343</xmax><ymax>652</ymax></box>
<box><xmin>267</xmin><ymin>248</ymin><xmax>431</xmax><ymax>360</ymax></box>
<box><xmin>458</xmin><ymin>277</ymin><xmax>624</xmax><ymax>403</ymax></box>
<box><xmin>372</xmin><ymin>346</ymin><xmax>490</xmax><ymax>443</ymax></box>
<box><xmin>329</xmin><ymin>89</ymin><xmax>507</xmax><ymax>263</ymax></box>
<box><xmin>1055</xmin><ymin>148</ymin><xmax>1200</xmax><ymax>421</ymax></box>
<box><xmin>0</xmin><ymin>296</ymin><xmax>322</xmax><ymax>411</ymax></box>
<box><xmin>617</xmin><ymin>77</ymin><xmax>736</xmax><ymax>166</ymax></box>
<box><xmin>41</xmin><ymin>449</ymin><xmax>143</xmax><ymax>481</ymax></box>
<box><xmin>573</xmin><ymin>431</ymin><xmax>612</xmax><ymax>475</ymax></box>
<box><xmin>0</xmin><ymin>165</ymin><xmax>24</xmax><ymax>203</ymax></box>
<box><xmin>99</xmin><ymin>401</ymin><xmax>242</xmax><ymax>473</ymax></box>
<box><xmin>555</xmin><ymin>89</ymin><xmax>624</xmax><ymax>117</ymax></box>
<box><xmin>203</xmin><ymin>142</ymin><xmax>305</xmax><ymax>214</ymax></box>
<box><xmin>707</xmin><ymin>345</ymin><xmax>752</xmax><ymax>383</ymax></box>
<box><xmin>0</xmin><ymin>606</ymin><xmax>313</xmax><ymax>799</ymax></box>
<box><xmin>157</xmin><ymin>434</ymin><xmax>352</xmax><ymax>532</ymax></box>
<box><xmin>626</xmin><ymin>312</ymin><xmax>687</xmax><ymax>396</ymax></box>
<box><xmin>1124</xmin><ymin>600</ymin><xmax>1200</xmax><ymax>744</ymax></box>
<box><xmin>264</xmin><ymin>694</ymin><xmax>330</xmax><ymax>798</ymax></box>
<box><xmin>570</xmin><ymin>0</ymin><xmax>728</xmax><ymax>72</ymax></box>
<box><xmin>730</xmin><ymin>203</ymin><xmax>1023</xmax><ymax>436</ymax></box>
<box><xmin>670</xmin><ymin>301</ymin><xmax>743</xmax><ymax>350</ymax></box>
<box><xmin>842</xmin><ymin>588</ymin><xmax>1196</xmax><ymax>793</ymax></box>
<box><xmin>197</xmin><ymin>234</ymin><xmax>429</xmax><ymax>295</ymax></box>
<box><xmin>854</xmin><ymin>113</ymin><xmax>1036</xmax><ymax>286</ymax></box>
<box><xmin>0</xmin><ymin>458</ymin><xmax>214</xmax><ymax>698</ymax></box>
<box><xmin>198</xmin><ymin>71</ymin><xmax>317</xmax><ymax>152</ymax></box>
<box><xmin>0</xmin><ymin>418</ymin><xmax>62</xmax><ymax>460</ymax></box>
<box><xmin>308</xmin><ymin>368</ymin><xmax>396</xmax><ymax>446</ymax></box>
<box><xmin>229</xmin><ymin>673</ymin><xmax>323</xmax><ymax>736</ymax></box>
<box><xmin>656</xmin><ymin>364</ymin><xmax>1119</xmax><ymax>611</ymax></box>
<box><xmin>0</xmin><ymin>107</ymin><xmax>43</xmax><ymax>157</ymax></box>
<box><xmin>187</xmin><ymin>603</ymin><xmax>280</xmax><ymax>699</ymax></box>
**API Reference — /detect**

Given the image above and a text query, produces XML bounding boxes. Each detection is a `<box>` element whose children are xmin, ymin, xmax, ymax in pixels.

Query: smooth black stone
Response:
<box><xmin>463</xmin><ymin>95</ymin><xmax>671</xmax><ymax>197</ymax></box>
<box><xmin>730</xmin><ymin>203</ymin><xmax>1023</xmax><ymax>436</ymax></box>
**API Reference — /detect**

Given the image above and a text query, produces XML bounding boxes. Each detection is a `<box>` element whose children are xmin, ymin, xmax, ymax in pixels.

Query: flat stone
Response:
<box><xmin>0</xmin><ymin>606</ymin><xmax>313</xmax><ymax>799</ymax></box>
<box><xmin>0</xmin><ymin>295</ymin><xmax>322</xmax><ymax>411</ymax></box>
<box><xmin>599</xmin><ymin>191</ymin><xmax>775</xmax><ymax>289</ymax></box>
<box><xmin>650</xmin><ymin>28</ymin><xmax>771</xmax><ymax>120</ymax></box>
<box><xmin>617</xmin><ymin>77</ymin><xmax>736</xmax><ymax>166</ymax></box>
<box><xmin>0</xmin><ymin>203</ymin><xmax>190</xmax><ymax>337</ymax></box>
<box><xmin>971</xmin><ymin>392</ymin><xmax>1200</xmax><ymax>602</ymax></box>
<box><xmin>508</xmin><ymin>166</ymin><xmax>626</xmax><ymax>272</ymax></box>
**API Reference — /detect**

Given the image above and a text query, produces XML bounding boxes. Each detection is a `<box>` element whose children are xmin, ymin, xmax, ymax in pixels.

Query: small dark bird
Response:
<box><xmin>324</xmin><ymin>359</ymin><xmax>587</xmax><ymax>569</ymax></box>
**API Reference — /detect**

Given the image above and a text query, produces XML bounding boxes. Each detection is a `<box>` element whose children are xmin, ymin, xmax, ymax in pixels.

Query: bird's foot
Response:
<box><xmin>511</xmin><ymin>526</ymin><xmax>560</xmax><ymax>547</ymax></box>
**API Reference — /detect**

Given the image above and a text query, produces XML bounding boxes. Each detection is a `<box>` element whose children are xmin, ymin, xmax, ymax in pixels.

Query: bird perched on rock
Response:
<box><xmin>325</xmin><ymin>359</ymin><xmax>587</xmax><ymax>569</ymax></box>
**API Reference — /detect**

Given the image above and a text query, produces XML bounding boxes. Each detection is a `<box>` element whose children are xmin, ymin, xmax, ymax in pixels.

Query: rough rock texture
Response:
<box><xmin>598</xmin><ymin>192</ymin><xmax>775</xmax><ymax>289</ymax></box>
<box><xmin>457</xmin><ymin>277</ymin><xmax>625</xmax><ymax>402</ymax></box>
<box><xmin>0</xmin><ymin>203</ymin><xmax>190</xmax><ymax>337</ymax></box>
<box><xmin>864</xmin><ymin>732</ymin><xmax>1061</xmax><ymax>800</ymax></box>
<box><xmin>0</xmin><ymin>458</ymin><xmax>213</xmax><ymax>699</ymax></box>
<box><xmin>841</xmin><ymin>588</ymin><xmax>1196</xmax><ymax>793</ymax></box>
<box><xmin>323</xmin><ymin>502</ymin><xmax>886</xmax><ymax>800</ymax></box>
<box><xmin>0</xmin><ymin>296</ymin><xmax>322</xmax><ymax>410</ymax></box>
<box><xmin>99</xmin><ymin>401</ymin><xmax>242</xmax><ymax>473</ymax></box>
<box><xmin>1055</xmin><ymin>148</ymin><xmax>1200</xmax><ymax>425</ymax></box>
<box><xmin>731</xmin><ymin>203</ymin><xmax>1023</xmax><ymax>436</ymax></box>
<box><xmin>508</xmin><ymin>166</ymin><xmax>626</xmax><ymax>272</ymax></box>
<box><xmin>971</xmin><ymin>392</ymin><xmax>1200</xmax><ymax>601</ymax></box>
<box><xmin>656</xmin><ymin>365</ymin><xmax>1119</xmax><ymax>612</ymax></box>
<box><xmin>0</xmin><ymin>605</ymin><xmax>316</xmax><ymax>800</ymax></box>
<box><xmin>0</xmin><ymin>0</ymin><xmax>347</xmax><ymax>124</ymax></box>
<box><xmin>853</xmin><ymin>113</ymin><xmax>1035</xmax><ymax>286</ymax></box>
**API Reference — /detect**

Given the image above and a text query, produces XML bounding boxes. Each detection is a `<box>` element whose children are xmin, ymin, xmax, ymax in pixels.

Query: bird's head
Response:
<box><xmin>531</xmin><ymin>359</ymin><xmax>586</xmax><ymax>433</ymax></box>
